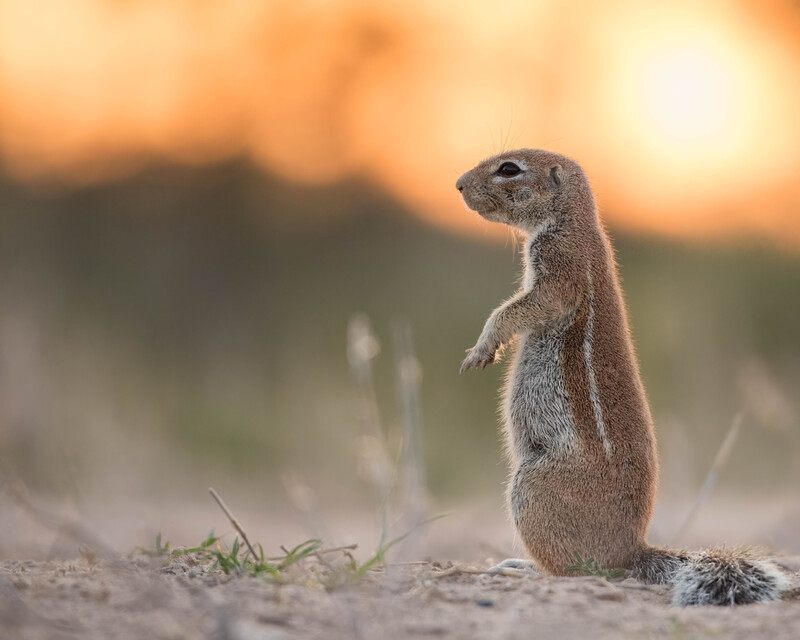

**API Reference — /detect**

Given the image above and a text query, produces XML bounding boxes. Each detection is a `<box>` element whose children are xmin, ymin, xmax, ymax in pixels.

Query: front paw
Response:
<box><xmin>460</xmin><ymin>342</ymin><xmax>497</xmax><ymax>374</ymax></box>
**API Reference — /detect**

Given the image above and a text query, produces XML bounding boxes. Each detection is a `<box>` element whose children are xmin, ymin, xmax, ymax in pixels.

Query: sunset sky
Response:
<box><xmin>2</xmin><ymin>0</ymin><xmax>800</xmax><ymax>245</ymax></box>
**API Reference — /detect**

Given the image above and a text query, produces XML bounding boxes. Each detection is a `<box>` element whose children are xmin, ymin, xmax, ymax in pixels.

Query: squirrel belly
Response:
<box><xmin>457</xmin><ymin>149</ymin><xmax>796</xmax><ymax>605</ymax></box>
<box><xmin>505</xmin><ymin>328</ymin><xmax>656</xmax><ymax>577</ymax></box>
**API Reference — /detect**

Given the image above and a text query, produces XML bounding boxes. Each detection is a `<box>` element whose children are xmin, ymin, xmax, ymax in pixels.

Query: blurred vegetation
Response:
<box><xmin>0</xmin><ymin>160</ymin><xmax>798</xmax><ymax>509</ymax></box>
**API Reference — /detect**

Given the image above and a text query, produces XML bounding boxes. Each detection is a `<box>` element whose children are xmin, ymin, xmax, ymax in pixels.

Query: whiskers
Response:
<box><xmin>504</xmin><ymin>227</ymin><xmax>525</xmax><ymax>263</ymax></box>
<box><xmin>484</xmin><ymin>116</ymin><xmax>520</xmax><ymax>157</ymax></box>
<box><xmin>499</xmin><ymin>119</ymin><xmax>519</xmax><ymax>154</ymax></box>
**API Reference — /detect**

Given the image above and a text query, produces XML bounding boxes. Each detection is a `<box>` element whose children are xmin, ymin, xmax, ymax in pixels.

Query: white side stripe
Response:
<box><xmin>584</xmin><ymin>270</ymin><xmax>611</xmax><ymax>457</ymax></box>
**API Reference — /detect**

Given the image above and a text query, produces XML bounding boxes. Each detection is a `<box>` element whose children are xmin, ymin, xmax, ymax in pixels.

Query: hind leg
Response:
<box><xmin>508</xmin><ymin>457</ymin><xmax>644</xmax><ymax>575</ymax></box>
<box><xmin>508</xmin><ymin>459</ymin><xmax>575</xmax><ymax>574</ymax></box>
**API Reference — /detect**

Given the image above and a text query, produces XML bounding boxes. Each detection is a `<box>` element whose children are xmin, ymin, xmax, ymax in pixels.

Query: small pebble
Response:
<box><xmin>595</xmin><ymin>591</ymin><xmax>626</xmax><ymax>602</ymax></box>
<box><xmin>475</xmin><ymin>599</ymin><xmax>494</xmax><ymax>607</ymax></box>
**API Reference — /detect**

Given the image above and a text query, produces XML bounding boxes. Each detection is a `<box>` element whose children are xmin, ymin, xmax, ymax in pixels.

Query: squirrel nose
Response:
<box><xmin>456</xmin><ymin>172</ymin><xmax>469</xmax><ymax>192</ymax></box>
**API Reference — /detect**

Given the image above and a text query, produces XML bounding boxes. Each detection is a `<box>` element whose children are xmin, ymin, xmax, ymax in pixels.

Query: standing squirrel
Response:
<box><xmin>456</xmin><ymin>149</ymin><xmax>794</xmax><ymax>606</ymax></box>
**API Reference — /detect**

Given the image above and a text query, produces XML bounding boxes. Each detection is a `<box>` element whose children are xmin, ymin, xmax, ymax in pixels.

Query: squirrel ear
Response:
<box><xmin>548</xmin><ymin>165</ymin><xmax>564</xmax><ymax>189</ymax></box>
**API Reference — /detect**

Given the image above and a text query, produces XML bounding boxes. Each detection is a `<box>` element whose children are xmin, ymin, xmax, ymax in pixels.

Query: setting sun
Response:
<box><xmin>641</xmin><ymin>47</ymin><xmax>732</xmax><ymax>142</ymax></box>
<box><xmin>1</xmin><ymin>0</ymin><xmax>800</xmax><ymax>245</ymax></box>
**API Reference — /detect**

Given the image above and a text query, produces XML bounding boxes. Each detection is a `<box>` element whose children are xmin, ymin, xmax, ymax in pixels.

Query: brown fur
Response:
<box><xmin>455</xmin><ymin>150</ymin><xmax>796</xmax><ymax>605</ymax></box>
<box><xmin>457</xmin><ymin>149</ymin><xmax>657</xmax><ymax>575</ymax></box>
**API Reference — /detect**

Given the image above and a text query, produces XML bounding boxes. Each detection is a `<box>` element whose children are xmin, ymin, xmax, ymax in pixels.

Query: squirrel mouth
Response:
<box><xmin>462</xmin><ymin>194</ymin><xmax>498</xmax><ymax>215</ymax></box>
<box><xmin>474</xmin><ymin>201</ymin><xmax>499</xmax><ymax>219</ymax></box>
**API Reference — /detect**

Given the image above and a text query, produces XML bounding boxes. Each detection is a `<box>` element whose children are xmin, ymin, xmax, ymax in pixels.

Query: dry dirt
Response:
<box><xmin>3</xmin><ymin>553</ymin><xmax>800</xmax><ymax>640</ymax></box>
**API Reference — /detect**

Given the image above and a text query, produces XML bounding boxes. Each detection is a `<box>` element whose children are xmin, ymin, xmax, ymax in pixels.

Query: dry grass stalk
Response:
<box><xmin>392</xmin><ymin>320</ymin><xmax>428</xmax><ymax>528</ymax></box>
<box><xmin>672</xmin><ymin>411</ymin><xmax>744</xmax><ymax>545</ymax></box>
<box><xmin>267</xmin><ymin>543</ymin><xmax>358</xmax><ymax>563</ymax></box>
<box><xmin>1</xmin><ymin>464</ymin><xmax>118</xmax><ymax>560</ymax></box>
<box><xmin>431</xmin><ymin>564</ymin><xmax>526</xmax><ymax>579</ymax></box>
<box><xmin>208</xmin><ymin>487</ymin><xmax>257</xmax><ymax>560</ymax></box>
<box><xmin>347</xmin><ymin>314</ymin><xmax>393</xmax><ymax>498</ymax></box>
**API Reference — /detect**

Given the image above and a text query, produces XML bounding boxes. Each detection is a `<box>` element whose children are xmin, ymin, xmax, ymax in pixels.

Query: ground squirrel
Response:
<box><xmin>456</xmin><ymin>149</ymin><xmax>795</xmax><ymax>606</ymax></box>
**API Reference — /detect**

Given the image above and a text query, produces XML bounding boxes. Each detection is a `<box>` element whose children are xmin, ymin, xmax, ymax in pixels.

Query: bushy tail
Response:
<box><xmin>632</xmin><ymin>546</ymin><xmax>795</xmax><ymax>606</ymax></box>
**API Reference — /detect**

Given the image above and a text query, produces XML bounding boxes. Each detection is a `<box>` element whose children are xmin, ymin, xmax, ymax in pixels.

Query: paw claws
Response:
<box><xmin>460</xmin><ymin>345</ymin><xmax>497</xmax><ymax>374</ymax></box>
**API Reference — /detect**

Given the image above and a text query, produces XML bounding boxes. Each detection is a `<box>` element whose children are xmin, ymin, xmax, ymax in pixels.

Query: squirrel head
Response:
<box><xmin>456</xmin><ymin>149</ymin><xmax>590</xmax><ymax>233</ymax></box>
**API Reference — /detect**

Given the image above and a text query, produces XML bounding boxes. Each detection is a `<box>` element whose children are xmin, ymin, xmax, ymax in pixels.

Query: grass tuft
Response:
<box><xmin>565</xmin><ymin>552</ymin><xmax>626</xmax><ymax>579</ymax></box>
<box><xmin>135</xmin><ymin>515</ymin><xmax>444</xmax><ymax>588</ymax></box>
<box><xmin>135</xmin><ymin>532</ymin><xmax>171</xmax><ymax>557</ymax></box>
<box><xmin>169</xmin><ymin>532</ymin><xmax>323</xmax><ymax>579</ymax></box>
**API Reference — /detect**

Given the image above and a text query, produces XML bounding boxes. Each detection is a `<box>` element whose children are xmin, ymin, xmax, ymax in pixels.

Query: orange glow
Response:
<box><xmin>641</xmin><ymin>47</ymin><xmax>733</xmax><ymax>142</ymax></box>
<box><xmin>1</xmin><ymin>0</ymin><xmax>800</xmax><ymax>245</ymax></box>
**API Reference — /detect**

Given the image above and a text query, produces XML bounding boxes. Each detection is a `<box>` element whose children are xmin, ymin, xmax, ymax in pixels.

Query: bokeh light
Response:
<box><xmin>1</xmin><ymin>0</ymin><xmax>800</xmax><ymax>243</ymax></box>
<box><xmin>641</xmin><ymin>47</ymin><xmax>733</xmax><ymax>142</ymax></box>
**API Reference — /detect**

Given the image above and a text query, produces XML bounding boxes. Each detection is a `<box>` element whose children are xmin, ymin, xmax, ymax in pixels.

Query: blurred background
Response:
<box><xmin>0</xmin><ymin>0</ymin><xmax>799</xmax><ymax>560</ymax></box>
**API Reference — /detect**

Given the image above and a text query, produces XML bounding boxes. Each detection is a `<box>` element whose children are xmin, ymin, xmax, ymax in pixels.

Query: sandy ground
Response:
<box><xmin>2</xmin><ymin>492</ymin><xmax>799</xmax><ymax>639</ymax></box>
<box><xmin>2</xmin><ymin>552</ymin><xmax>800</xmax><ymax>640</ymax></box>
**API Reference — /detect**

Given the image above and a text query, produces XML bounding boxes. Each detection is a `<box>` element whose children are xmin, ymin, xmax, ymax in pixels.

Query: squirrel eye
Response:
<box><xmin>497</xmin><ymin>162</ymin><xmax>521</xmax><ymax>177</ymax></box>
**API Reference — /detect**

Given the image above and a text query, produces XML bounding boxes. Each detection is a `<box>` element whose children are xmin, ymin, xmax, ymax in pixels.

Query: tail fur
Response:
<box><xmin>632</xmin><ymin>546</ymin><xmax>795</xmax><ymax>606</ymax></box>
